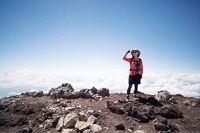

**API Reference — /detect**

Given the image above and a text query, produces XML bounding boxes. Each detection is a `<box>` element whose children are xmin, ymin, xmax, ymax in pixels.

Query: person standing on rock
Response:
<box><xmin>123</xmin><ymin>49</ymin><xmax>143</xmax><ymax>101</ymax></box>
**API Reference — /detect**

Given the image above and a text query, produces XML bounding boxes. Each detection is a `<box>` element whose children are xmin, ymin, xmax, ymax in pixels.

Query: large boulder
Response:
<box><xmin>158</xmin><ymin>105</ymin><xmax>183</xmax><ymax>119</ymax></box>
<box><xmin>126</xmin><ymin>101</ymin><xmax>155</xmax><ymax>123</ymax></box>
<box><xmin>155</xmin><ymin>90</ymin><xmax>176</xmax><ymax>104</ymax></box>
<box><xmin>48</xmin><ymin>83</ymin><xmax>74</xmax><ymax>99</ymax></box>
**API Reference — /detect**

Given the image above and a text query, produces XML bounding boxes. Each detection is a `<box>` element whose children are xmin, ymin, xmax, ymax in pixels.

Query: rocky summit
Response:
<box><xmin>0</xmin><ymin>83</ymin><xmax>200</xmax><ymax>133</ymax></box>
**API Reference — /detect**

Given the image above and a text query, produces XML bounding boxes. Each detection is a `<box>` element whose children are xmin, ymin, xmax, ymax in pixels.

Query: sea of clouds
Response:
<box><xmin>0</xmin><ymin>68</ymin><xmax>200</xmax><ymax>98</ymax></box>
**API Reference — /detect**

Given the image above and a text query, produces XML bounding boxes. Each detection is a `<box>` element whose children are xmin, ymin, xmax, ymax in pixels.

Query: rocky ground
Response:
<box><xmin>0</xmin><ymin>83</ymin><xmax>200</xmax><ymax>133</ymax></box>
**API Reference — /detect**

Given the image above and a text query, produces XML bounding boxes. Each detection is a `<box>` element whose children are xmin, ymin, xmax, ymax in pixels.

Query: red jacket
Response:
<box><xmin>123</xmin><ymin>52</ymin><xmax>143</xmax><ymax>76</ymax></box>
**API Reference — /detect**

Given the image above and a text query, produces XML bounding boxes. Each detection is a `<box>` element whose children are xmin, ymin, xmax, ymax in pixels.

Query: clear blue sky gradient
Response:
<box><xmin>0</xmin><ymin>0</ymin><xmax>200</xmax><ymax>71</ymax></box>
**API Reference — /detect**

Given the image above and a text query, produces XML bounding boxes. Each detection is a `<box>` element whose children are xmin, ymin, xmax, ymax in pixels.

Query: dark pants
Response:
<box><xmin>127</xmin><ymin>74</ymin><xmax>141</xmax><ymax>95</ymax></box>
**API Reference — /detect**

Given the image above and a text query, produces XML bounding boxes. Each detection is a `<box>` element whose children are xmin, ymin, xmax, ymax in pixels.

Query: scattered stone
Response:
<box><xmin>192</xmin><ymin>102</ymin><xmax>197</xmax><ymax>107</ymax></box>
<box><xmin>75</xmin><ymin>120</ymin><xmax>90</xmax><ymax>131</ymax></box>
<box><xmin>154</xmin><ymin>119</ymin><xmax>178</xmax><ymax>132</ymax></box>
<box><xmin>90</xmin><ymin>124</ymin><xmax>102</xmax><ymax>132</ymax></box>
<box><xmin>44</xmin><ymin>122</ymin><xmax>52</xmax><ymax>130</ymax></box>
<box><xmin>56</xmin><ymin>113</ymin><xmax>78</xmax><ymax>131</ymax></box>
<box><xmin>106</xmin><ymin>101</ymin><xmax>125</xmax><ymax>114</ymax></box>
<box><xmin>154</xmin><ymin>122</ymin><xmax>168</xmax><ymax>131</ymax></box>
<box><xmin>87</xmin><ymin>115</ymin><xmax>97</xmax><ymax>125</ymax></box>
<box><xmin>39</xmin><ymin>125</ymin><xmax>43</xmax><ymax>128</ymax></box>
<box><xmin>86</xmin><ymin>109</ymin><xmax>95</xmax><ymax>115</ymax></box>
<box><xmin>65</xmin><ymin>107</ymin><xmax>76</xmax><ymax>112</ymax></box>
<box><xmin>134</xmin><ymin>130</ymin><xmax>146</xmax><ymax>133</ymax></box>
<box><xmin>61</xmin><ymin>128</ymin><xmax>77</xmax><ymax>133</ymax></box>
<box><xmin>169</xmin><ymin>97</ymin><xmax>177</xmax><ymax>104</ymax></box>
<box><xmin>78</xmin><ymin>112</ymin><xmax>88</xmax><ymax>121</ymax></box>
<box><xmin>33</xmin><ymin>91</ymin><xmax>44</xmax><ymax>97</ymax></box>
<box><xmin>21</xmin><ymin>127</ymin><xmax>32</xmax><ymax>133</ymax></box>
<box><xmin>52</xmin><ymin>99</ymin><xmax>60</xmax><ymax>104</ymax></box>
<box><xmin>83</xmin><ymin>129</ymin><xmax>92</xmax><ymax>133</ymax></box>
<box><xmin>115</xmin><ymin>123</ymin><xmax>125</xmax><ymax>130</ymax></box>
<box><xmin>183</xmin><ymin>100</ymin><xmax>190</xmax><ymax>106</ymax></box>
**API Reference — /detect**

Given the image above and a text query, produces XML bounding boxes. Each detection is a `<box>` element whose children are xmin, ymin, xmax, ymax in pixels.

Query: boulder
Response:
<box><xmin>97</xmin><ymin>88</ymin><xmax>109</xmax><ymax>97</ymax></box>
<box><xmin>33</xmin><ymin>91</ymin><xmax>44</xmax><ymax>97</ymax></box>
<box><xmin>48</xmin><ymin>83</ymin><xmax>74</xmax><ymax>99</ymax></box>
<box><xmin>155</xmin><ymin>90</ymin><xmax>176</xmax><ymax>104</ymax></box>
<box><xmin>56</xmin><ymin>113</ymin><xmax>78</xmax><ymax>131</ymax></box>
<box><xmin>126</xmin><ymin>102</ymin><xmax>155</xmax><ymax>123</ymax></box>
<box><xmin>158</xmin><ymin>105</ymin><xmax>182</xmax><ymax>119</ymax></box>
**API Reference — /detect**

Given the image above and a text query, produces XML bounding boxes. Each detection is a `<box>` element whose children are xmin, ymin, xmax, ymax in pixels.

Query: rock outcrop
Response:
<box><xmin>0</xmin><ymin>83</ymin><xmax>200</xmax><ymax>133</ymax></box>
<box><xmin>155</xmin><ymin>90</ymin><xmax>177</xmax><ymax>104</ymax></box>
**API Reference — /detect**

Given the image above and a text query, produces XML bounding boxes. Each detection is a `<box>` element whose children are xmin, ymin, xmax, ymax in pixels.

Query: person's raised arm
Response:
<box><xmin>123</xmin><ymin>50</ymin><xmax>131</xmax><ymax>62</ymax></box>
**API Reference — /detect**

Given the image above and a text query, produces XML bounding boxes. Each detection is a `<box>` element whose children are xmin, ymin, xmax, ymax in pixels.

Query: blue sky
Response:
<box><xmin>0</xmin><ymin>0</ymin><xmax>200</xmax><ymax>71</ymax></box>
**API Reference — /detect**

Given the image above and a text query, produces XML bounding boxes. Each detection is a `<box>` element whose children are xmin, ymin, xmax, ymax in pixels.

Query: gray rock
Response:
<box><xmin>154</xmin><ymin>122</ymin><xmax>168</xmax><ymax>131</ymax></box>
<box><xmin>44</xmin><ymin>122</ymin><xmax>52</xmax><ymax>130</ymax></box>
<box><xmin>56</xmin><ymin>112</ymin><xmax>78</xmax><ymax>131</ymax></box>
<box><xmin>65</xmin><ymin>107</ymin><xmax>76</xmax><ymax>112</ymax></box>
<box><xmin>159</xmin><ymin>105</ymin><xmax>182</xmax><ymax>119</ymax></box>
<box><xmin>87</xmin><ymin>115</ymin><xmax>97</xmax><ymax>125</ymax></box>
<box><xmin>168</xmin><ymin>122</ymin><xmax>178</xmax><ymax>132</ymax></box>
<box><xmin>155</xmin><ymin>90</ymin><xmax>172</xmax><ymax>103</ymax></box>
<box><xmin>126</xmin><ymin>103</ymin><xmax>155</xmax><ymax>123</ymax></box>
<box><xmin>48</xmin><ymin>83</ymin><xmax>74</xmax><ymax>99</ymax></box>
<box><xmin>183</xmin><ymin>100</ymin><xmax>190</xmax><ymax>106</ymax></box>
<box><xmin>90</xmin><ymin>124</ymin><xmax>102</xmax><ymax>132</ymax></box>
<box><xmin>78</xmin><ymin>112</ymin><xmax>88</xmax><ymax>121</ymax></box>
<box><xmin>168</xmin><ymin>97</ymin><xmax>177</xmax><ymax>104</ymax></box>
<box><xmin>106</xmin><ymin>101</ymin><xmax>125</xmax><ymax>114</ymax></box>
<box><xmin>97</xmin><ymin>88</ymin><xmax>109</xmax><ymax>97</ymax></box>
<box><xmin>33</xmin><ymin>91</ymin><xmax>44</xmax><ymax>97</ymax></box>
<box><xmin>75</xmin><ymin>121</ymin><xmax>90</xmax><ymax>131</ymax></box>
<box><xmin>83</xmin><ymin>129</ymin><xmax>92</xmax><ymax>133</ymax></box>
<box><xmin>134</xmin><ymin>130</ymin><xmax>146</xmax><ymax>133</ymax></box>
<box><xmin>52</xmin><ymin>99</ymin><xmax>60</xmax><ymax>104</ymax></box>
<box><xmin>52</xmin><ymin>115</ymin><xmax>60</xmax><ymax>127</ymax></box>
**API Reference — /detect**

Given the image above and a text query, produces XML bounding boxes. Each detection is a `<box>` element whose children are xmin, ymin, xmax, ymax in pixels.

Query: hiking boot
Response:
<box><xmin>133</xmin><ymin>94</ymin><xmax>138</xmax><ymax>100</ymax></box>
<box><xmin>126</xmin><ymin>95</ymin><xmax>129</xmax><ymax>102</ymax></box>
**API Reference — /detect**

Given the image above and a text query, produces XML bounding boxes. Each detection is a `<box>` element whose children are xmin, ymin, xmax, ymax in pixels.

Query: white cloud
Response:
<box><xmin>0</xmin><ymin>68</ymin><xmax>200</xmax><ymax>98</ymax></box>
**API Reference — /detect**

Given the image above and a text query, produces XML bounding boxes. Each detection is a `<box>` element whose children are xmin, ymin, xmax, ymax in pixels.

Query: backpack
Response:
<box><xmin>130</xmin><ymin>58</ymin><xmax>141</xmax><ymax>72</ymax></box>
